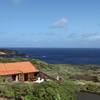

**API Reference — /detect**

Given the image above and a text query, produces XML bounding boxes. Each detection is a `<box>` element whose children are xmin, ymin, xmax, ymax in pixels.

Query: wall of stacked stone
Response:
<box><xmin>0</xmin><ymin>75</ymin><xmax>12</xmax><ymax>82</ymax></box>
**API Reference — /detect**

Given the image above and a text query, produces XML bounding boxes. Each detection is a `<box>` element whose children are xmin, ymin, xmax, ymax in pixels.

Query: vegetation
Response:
<box><xmin>0</xmin><ymin>58</ymin><xmax>29</xmax><ymax>63</ymax></box>
<box><xmin>31</xmin><ymin>59</ymin><xmax>100</xmax><ymax>80</ymax></box>
<box><xmin>0</xmin><ymin>58</ymin><xmax>100</xmax><ymax>99</ymax></box>
<box><xmin>0</xmin><ymin>81</ymin><xmax>77</xmax><ymax>100</ymax></box>
<box><xmin>75</xmin><ymin>81</ymin><xmax>100</xmax><ymax>94</ymax></box>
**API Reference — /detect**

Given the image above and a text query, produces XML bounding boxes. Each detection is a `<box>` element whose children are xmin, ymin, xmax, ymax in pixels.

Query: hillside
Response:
<box><xmin>31</xmin><ymin>59</ymin><xmax>100</xmax><ymax>80</ymax></box>
<box><xmin>0</xmin><ymin>58</ymin><xmax>100</xmax><ymax>99</ymax></box>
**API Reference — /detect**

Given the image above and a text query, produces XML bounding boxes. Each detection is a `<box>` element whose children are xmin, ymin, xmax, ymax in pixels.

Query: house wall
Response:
<box><xmin>0</xmin><ymin>74</ymin><xmax>23</xmax><ymax>82</ymax></box>
<box><xmin>19</xmin><ymin>73</ymin><xmax>24</xmax><ymax>81</ymax></box>
<box><xmin>0</xmin><ymin>72</ymin><xmax>39</xmax><ymax>82</ymax></box>
<box><xmin>27</xmin><ymin>73</ymin><xmax>35</xmax><ymax>81</ymax></box>
<box><xmin>0</xmin><ymin>75</ymin><xmax>12</xmax><ymax>82</ymax></box>
<box><xmin>19</xmin><ymin>72</ymin><xmax>39</xmax><ymax>81</ymax></box>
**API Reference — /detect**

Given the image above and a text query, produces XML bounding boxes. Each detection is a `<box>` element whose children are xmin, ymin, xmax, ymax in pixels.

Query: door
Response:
<box><xmin>24</xmin><ymin>73</ymin><xmax>28</xmax><ymax>81</ymax></box>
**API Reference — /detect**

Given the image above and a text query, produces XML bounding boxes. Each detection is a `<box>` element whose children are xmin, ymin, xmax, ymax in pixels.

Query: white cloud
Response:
<box><xmin>81</xmin><ymin>33</ymin><xmax>98</xmax><ymax>38</ymax></box>
<box><xmin>52</xmin><ymin>18</ymin><xmax>68</xmax><ymax>28</ymax></box>
<box><xmin>68</xmin><ymin>32</ymin><xmax>100</xmax><ymax>41</ymax></box>
<box><xmin>80</xmin><ymin>33</ymin><xmax>100</xmax><ymax>40</ymax></box>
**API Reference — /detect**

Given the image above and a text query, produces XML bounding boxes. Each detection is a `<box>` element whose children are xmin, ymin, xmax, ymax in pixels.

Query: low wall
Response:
<box><xmin>0</xmin><ymin>76</ymin><xmax>12</xmax><ymax>82</ymax></box>
<box><xmin>0</xmin><ymin>97</ymin><xmax>15</xmax><ymax>100</ymax></box>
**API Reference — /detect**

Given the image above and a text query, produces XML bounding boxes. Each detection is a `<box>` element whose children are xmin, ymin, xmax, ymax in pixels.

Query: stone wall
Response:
<box><xmin>0</xmin><ymin>97</ymin><xmax>15</xmax><ymax>100</ymax></box>
<box><xmin>0</xmin><ymin>75</ymin><xmax>12</xmax><ymax>82</ymax></box>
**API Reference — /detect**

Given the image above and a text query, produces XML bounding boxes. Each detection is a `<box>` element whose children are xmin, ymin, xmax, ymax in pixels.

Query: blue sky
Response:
<box><xmin>0</xmin><ymin>0</ymin><xmax>100</xmax><ymax>48</ymax></box>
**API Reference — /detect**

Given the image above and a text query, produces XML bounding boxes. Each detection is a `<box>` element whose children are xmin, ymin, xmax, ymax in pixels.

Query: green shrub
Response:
<box><xmin>0</xmin><ymin>81</ymin><xmax>77</xmax><ymax>100</ymax></box>
<box><xmin>0</xmin><ymin>84</ymin><xmax>14</xmax><ymax>98</ymax></box>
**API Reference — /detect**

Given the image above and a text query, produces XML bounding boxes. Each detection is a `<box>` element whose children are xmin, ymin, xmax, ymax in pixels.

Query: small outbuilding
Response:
<box><xmin>0</xmin><ymin>61</ymin><xmax>39</xmax><ymax>82</ymax></box>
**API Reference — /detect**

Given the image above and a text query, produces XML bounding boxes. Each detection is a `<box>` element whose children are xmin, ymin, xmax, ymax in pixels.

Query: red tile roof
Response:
<box><xmin>0</xmin><ymin>61</ymin><xmax>39</xmax><ymax>75</ymax></box>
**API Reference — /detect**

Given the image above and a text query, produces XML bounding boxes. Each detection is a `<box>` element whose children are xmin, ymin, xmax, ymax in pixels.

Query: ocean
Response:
<box><xmin>7</xmin><ymin>48</ymin><xmax>100</xmax><ymax>64</ymax></box>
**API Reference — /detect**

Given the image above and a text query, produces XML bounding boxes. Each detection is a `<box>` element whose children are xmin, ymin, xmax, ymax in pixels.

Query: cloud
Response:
<box><xmin>67</xmin><ymin>32</ymin><xmax>100</xmax><ymax>41</ymax></box>
<box><xmin>81</xmin><ymin>33</ymin><xmax>98</xmax><ymax>38</ymax></box>
<box><xmin>51</xmin><ymin>18</ymin><xmax>67</xmax><ymax>28</ymax></box>
<box><xmin>80</xmin><ymin>33</ymin><xmax>100</xmax><ymax>40</ymax></box>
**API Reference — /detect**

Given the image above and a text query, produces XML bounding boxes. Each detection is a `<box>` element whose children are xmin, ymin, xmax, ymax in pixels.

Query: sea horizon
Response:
<box><xmin>1</xmin><ymin>47</ymin><xmax>100</xmax><ymax>49</ymax></box>
<box><xmin>1</xmin><ymin>48</ymin><xmax>100</xmax><ymax>65</ymax></box>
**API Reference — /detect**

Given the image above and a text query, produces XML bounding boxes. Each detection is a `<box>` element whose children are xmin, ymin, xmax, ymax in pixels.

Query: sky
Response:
<box><xmin>0</xmin><ymin>0</ymin><xmax>100</xmax><ymax>48</ymax></box>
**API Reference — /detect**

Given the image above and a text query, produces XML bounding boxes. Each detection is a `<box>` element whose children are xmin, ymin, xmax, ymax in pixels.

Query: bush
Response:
<box><xmin>0</xmin><ymin>84</ymin><xmax>14</xmax><ymax>98</ymax></box>
<box><xmin>0</xmin><ymin>81</ymin><xmax>77</xmax><ymax>100</ymax></box>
